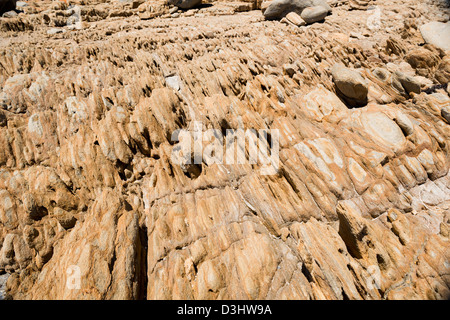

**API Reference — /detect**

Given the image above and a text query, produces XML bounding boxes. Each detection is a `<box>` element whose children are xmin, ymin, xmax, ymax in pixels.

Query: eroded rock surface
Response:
<box><xmin>0</xmin><ymin>0</ymin><xmax>449</xmax><ymax>300</ymax></box>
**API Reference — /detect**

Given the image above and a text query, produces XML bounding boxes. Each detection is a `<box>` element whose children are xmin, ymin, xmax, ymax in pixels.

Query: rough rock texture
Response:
<box><xmin>419</xmin><ymin>21</ymin><xmax>450</xmax><ymax>51</ymax></box>
<box><xmin>331</xmin><ymin>63</ymin><xmax>369</xmax><ymax>106</ymax></box>
<box><xmin>300</xmin><ymin>5</ymin><xmax>328</xmax><ymax>24</ymax></box>
<box><xmin>263</xmin><ymin>0</ymin><xmax>331</xmax><ymax>20</ymax></box>
<box><xmin>285</xmin><ymin>11</ymin><xmax>306</xmax><ymax>26</ymax></box>
<box><xmin>0</xmin><ymin>0</ymin><xmax>449</xmax><ymax>300</ymax></box>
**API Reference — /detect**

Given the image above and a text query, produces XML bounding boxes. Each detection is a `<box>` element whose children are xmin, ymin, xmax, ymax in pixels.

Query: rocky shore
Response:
<box><xmin>0</xmin><ymin>0</ymin><xmax>449</xmax><ymax>300</ymax></box>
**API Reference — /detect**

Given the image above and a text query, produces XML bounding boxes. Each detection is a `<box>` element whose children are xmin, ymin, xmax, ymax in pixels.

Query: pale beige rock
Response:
<box><xmin>331</xmin><ymin>63</ymin><xmax>369</xmax><ymax>106</ymax></box>
<box><xmin>285</xmin><ymin>12</ymin><xmax>306</xmax><ymax>26</ymax></box>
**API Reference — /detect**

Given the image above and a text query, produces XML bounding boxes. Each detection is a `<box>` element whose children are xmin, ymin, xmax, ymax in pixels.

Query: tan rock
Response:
<box><xmin>0</xmin><ymin>0</ymin><xmax>449</xmax><ymax>301</ymax></box>
<box><xmin>285</xmin><ymin>12</ymin><xmax>306</xmax><ymax>26</ymax></box>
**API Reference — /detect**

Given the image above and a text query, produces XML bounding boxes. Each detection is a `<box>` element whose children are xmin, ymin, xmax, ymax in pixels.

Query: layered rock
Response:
<box><xmin>0</xmin><ymin>0</ymin><xmax>449</xmax><ymax>300</ymax></box>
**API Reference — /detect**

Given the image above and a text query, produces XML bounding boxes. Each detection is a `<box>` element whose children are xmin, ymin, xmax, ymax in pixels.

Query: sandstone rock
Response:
<box><xmin>55</xmin><ymin>213</ymin><xmax>77</xmax><ymax>230</ymax></box>
<box><xmin>442</xmin><ymin>107</ymin><xmax>450</xmax><ymax>124</ymax></box>
<box><xmin>263</xmin><ymin>0</ymin><xmax>331</xmax><ymax>20</ymax></box>
<box><xmin>15</xmin><ymin>1</ymin><xmax>25</xmax><ymax>10</ymax></box>
<box><xmin>419</xmin><ymin>21</ymin><xmax>450</xmax><ymax>51</ymax></box>
<box><xmin>348</xmin><ymin>0</ymin><xmax>374</xmax><ymax>10</ymax></box>
<box><xmin>405</xmin><ymin>47</ymin><xmax>440</xmax><ymax>70</ymax></box>
<box><xmin>331</xmin><ymin>63</ymin><xmax>368</xmax><ymax>106</ymax></box>
<box><xmin>385</xmin><ymin>36</ymin><xmax>407</xmax><ymax>56</ymax></box>
<box><xmin>394</xmin><ymin>71</ymin><xmax>421</xmax><ymax>95</ymax></box>
<box><xmin>300</xmin><ymin>5</ymin><xmax>328</xmax><ymax>24</ymax></box>
<box><xmin>285</xmin><ymin>11</ymin><xmax>306</xmax><ymax>26</ymax></box>
<box><xmin>435</xmin><ymin>55</ymin><xmax>450</xmax><ymax>85</ymax></box>
<box><xmin>47</xmin><ymin>28</ymin><xmax>65</xmax><ymax>35</ymax></box>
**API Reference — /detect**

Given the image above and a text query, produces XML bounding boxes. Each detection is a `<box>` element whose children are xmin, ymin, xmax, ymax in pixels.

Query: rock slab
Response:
<box><xmin>419</xmin><ymin>21</ymin><xmax>450</xmax><ymax>52</ymax></box>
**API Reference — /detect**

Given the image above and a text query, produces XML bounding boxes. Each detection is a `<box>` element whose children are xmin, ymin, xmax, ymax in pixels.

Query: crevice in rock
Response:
<box><xmin>301</xmin><ymin>263</ymin><xmax>314</xmax><ymax>283</ymax></box>
<box><xmin>137</xmin><ymin>225</ymin><xmax>148</xmax><ymax>300</ymax></box>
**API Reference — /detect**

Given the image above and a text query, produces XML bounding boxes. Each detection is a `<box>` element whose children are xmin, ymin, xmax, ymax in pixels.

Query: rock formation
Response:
<box><xmin>0</xmin><ymin>0</ymin><xmax>449</xmax><ymax>300</ymax></box>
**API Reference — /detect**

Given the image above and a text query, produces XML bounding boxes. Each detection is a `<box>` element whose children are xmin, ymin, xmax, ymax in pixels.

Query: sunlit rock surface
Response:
<box><xmin>0</xmin><ymin>0</ymin><xmax>449</xmax><ymax>300</ymax></box>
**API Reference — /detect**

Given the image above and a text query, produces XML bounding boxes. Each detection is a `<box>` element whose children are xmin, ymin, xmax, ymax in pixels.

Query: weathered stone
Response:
<box><xmin>394</xmin><ymin>71</ymin><xmax>421</xmax><ymax>95</ymax></box>
<box><xmin>442</xmin><ymin>107</ymin><xmax>450</xmax><ymax>124</ymax></box>
<box><xmin>405</xmin><ymin>47</ymin><xmax>440</xmax><ymax>70</ymax></box>
<box><xmin>263</xmin><ymin>0</ymin><xmax>331</xmax><ymax>20</ymax></box>
<box><xmin>435</xmin><ymin>55</ymin><xmax>450</xmax><ymax>85</ymax></box>
<box><xmin>300</xmin><ymin>5</ymin><xmax>328</xmax><ymax>24</ymax></box>
<box><xmin>331</xmin><ymin>63</ymin><xmax>368</xmax><ymax>106</ymax></box>
<box><xmin>285</xmin><ymin>11</ymin><xmax>306</xmax><ymax>26</ymax></box>
<box><xmin>419</xmin><ymin>21</ymin><xmax>450</xmax><ymax>51</ymax></box>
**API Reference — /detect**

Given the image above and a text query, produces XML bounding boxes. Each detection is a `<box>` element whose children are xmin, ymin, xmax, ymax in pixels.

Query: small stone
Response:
<box><xmin>405</xmin><ymin>47</ymin><xmax>440</xmax><ymax>70</ymax></box>
<box><xmin>139</xmin><ymin>11</ymin><xmax>162</xmax><ymax>20</ymax></box>
<box><xmin>15</xmin><ymin>1</ymin><xmax>27</xmax><ymax>9</ymax></box>
<box><xmin>280</xmin><ymin>17</ymin><xmax>290</xmax><ymax>25</ymax></box>
<box><xmin>440</xmin><ymin>223</ymin><xmax>449</xmax><ymax>237</ymax></box>
<box><xmin>165</xmin><ymin>75</ymin><xmax>182</xmax><ymax>91</ymax></box>
<box><xmin>394</xmin><ymin>71</ymin><xmax>421</xmax><ymax>95</ymax></box>
<box><xmin>124</xmin><ymin>168</ymin><xmax>133</xmax><ymax>180</ymax></box>
<box><xmin>331</xmin><ymin>63</ymin><xmax>368</xmax><ymax>106</ymax></box>
<box><xmin>131</xmin><ymin>0</ymin><xmax>145</xmax><ymax>9</ymax></box>
<box><xmin>0</xmin><ymin>111</ymin><xmax>6</xmax><ymax>127</ymax></box>
<box><xmin>47</xmin><ymin>28</ymin><xmax>65</xmax><ymax>35</ymax></box>
<box><xmin>350</xmin><ymin>32</ymin><xmax>363</xmax><ymax>39</ymax></box>
<box><xmin>285</xmin><ymin>12</ymin><xmax>306</xmax><ymax>26</ymax></box>
<box><xmin>441</xmin><ymin>107</ymin><xmax>450</xmax><ymax>124</ymax></box>
<box><xmin>300</xmin><ymin>5</ymin><xmax>328</xmax><ymax>24</ymax></box>
<box><xmin>435</xmin><ymin>55</ymin><xmax>450</xmax><ymax>85</ymax></box>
